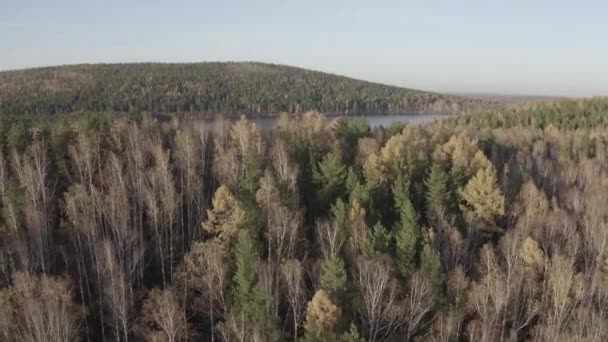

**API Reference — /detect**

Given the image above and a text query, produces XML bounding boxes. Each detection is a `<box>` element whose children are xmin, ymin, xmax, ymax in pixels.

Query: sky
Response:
<box><xmin>1</xmin><ymin>0</ymin><xmax>607</xmax><ymax>97</ymax></box>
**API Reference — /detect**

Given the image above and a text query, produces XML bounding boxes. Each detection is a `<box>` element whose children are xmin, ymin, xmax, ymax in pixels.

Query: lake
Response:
<box><xmin>203</xmin><ymin>113</ymin><xmax>450</xmax><ymax>129</ymax></box>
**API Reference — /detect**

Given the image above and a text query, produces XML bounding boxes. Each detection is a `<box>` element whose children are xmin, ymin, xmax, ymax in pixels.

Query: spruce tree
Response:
<box><xmin>419</xmin><ymin>243</ymin><xmax>445</xmax><ymax>294</ymax></box>
<box><xmin>320</xmin><ymin>256</ymin><xmax>348</xmax><ymax>305</ymax></box>
<box><xmin>363</xmin><ymin>222</ymin><xmax>392</xmax><ymax>256</ymax></box>
<box><xmin>232</xmin><ymin>230</ymin><xmax>257</xmax><ymax>314</ymax></box>
<box><xmin>313</xmin><ymin>149</ymin><xmax>347</xmax><ymax>208</ymax></box>
<box><xmin>231</xmin><ymin>230</ymin><xmax>281</xmax><ymax>339</ymax></box>
<box><xmin>425</xmin><ymin>164</ymin><xmax>451</xmax><ymax>223</ymax></box>
<box><xmin>330</xmin><ymin>198</ymin><xmax>349</xmax><ymax>251</ymax></box>
<box><xmin>393</xmin><ymin>174</ymin><xmax>420</xmax><ymax>279</ymax></box>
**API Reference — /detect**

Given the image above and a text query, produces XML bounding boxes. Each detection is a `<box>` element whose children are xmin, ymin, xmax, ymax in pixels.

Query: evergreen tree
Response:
<box><xmin>231</xmin><ymin>230</ymin><xmax>281</xmax><ymax>339</ymax></box>
<box><xmin>232</xmin><ymin>230</ymin><xmax>258</xmax><ymax>313</ymax></box>
<box><xmin>330</xmin><ymin>198</ymin><xmax>349</xmax><ymax>251</ymax></box>
<box><xmin>340</xmin><ymin>323</ymin><xmax>364</xmax><ymax>342</ymax></box>
<box><xmin>419</xmin><ymin>243</ymin><xmax>445</xmax><ymax>294</ymax></box>
<box><xmin>363</xmin><ymin>222</ymin><xmax>392</xmax><ymax>256</ymax></box>
<box><xmin>346</xmin><ymin>167</ymin><xmax>379</xmax><ymax>224</ymax></box>
<box><xmin>313</xmin><ymin>149</ymin><xmax>347</xmax><ymax>208</ymax></box>
<box><xmin>393</xmin><ymin>174</ymin><xmax>420</xmax><ymax>279</ymax></box>
<box><xmin>320</xmin><ymin>256</ymin><xmax>348</xmax><ymax>305</ymax></box>
<box><xmin>425</xmin><ymin>164</ymin><xmax>451</xmax><ymax>223</ymax></box>
<box><xmin>241</xmin><ymin>145</ymin><xmax>264</xmax><ymax>199</ymax></box>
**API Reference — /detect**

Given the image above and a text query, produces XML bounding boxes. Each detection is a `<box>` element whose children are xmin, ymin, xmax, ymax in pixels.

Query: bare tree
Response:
<box><xmin>141</xmin><ymin>287</ymin><xmax>190</xmax><ymax>342</ymax></box>
<box><xmin>316</xmin><ymin>220</ymin><xmax>345</xmax><ymax>259</ymax></box>
<box><xmin>403</xmin><ymin>273</ymin><xmax>435</xmax><ymax>341</ymax></box>
<box><xmin>144</xmin><ymin>143</ymin><xmax>179</xmax><ymax>285</ymax></box>
<box><xmin>280</xmin><ymin>259</ymin><xmax>307</xmax><ymax>340</ymax></box>
<box><xmin>99</xmin><ymin>240</ymin><xmax>133</xmax><ymax>342</ymax></box>
<box><xmin>354</xmin><ymin>256</ymin><xmax>406</xmax><ymax>342</ymax></box>
<box><xmin>178</xmin><ymin>240</ymin><xmax>228</xmax><ymax>342</ymax></box>
<box><xmin>11</xmin><ymin>138</ymin><xmax>55</xmax><ymax>273</ymax></box>
<box><xmin>468</xmin><ymin>244</ymin><xmax>508</xmax><ymax>342</ymax></box>
<box><xmin>2</xmin><ymin>272</ymin><xmax>83</xmax><ymax>342</ymax></box>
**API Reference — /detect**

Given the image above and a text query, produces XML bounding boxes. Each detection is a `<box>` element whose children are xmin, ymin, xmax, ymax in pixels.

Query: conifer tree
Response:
<box><xmin>313</xmin><ymin>149</ymin><xmax>347</xmax><ymax>208</ymax></box>
<box><xmin>241</xmin><ymin>145</ymin><xmax>264</xmax><ymax>199</ymax></box>
<box><xmin>340</xmin><ymin>323</ymin><xmax>364</xmax><ymax>342</ymax></box>
<box><xmin>425</xmin><ymin>164</ymin><xmax>452</xmax><ymax>223</ymax></box>
<box><xmin>232</xmin><ymin>230</ymin><xmax>257</xmax><ymax>314</ymax></box>
<box><xmin>363</xmin><ymin>222</ymin><xmax>392</xmax><ymax>256</ymax></box>
<box><xmin>320</xmin><ymin>256</ymin><xmax>348</xmax><ymax>305</ymax></box>
<box><xmin>330</xmin><ymin>198</ymin><xmax>349</xmax><ymax>252</ymax></box>
<box><xmin>420</xmin><ymin>243</ymin><xmax>445</xmax><ymax>294</ymax></box>
<box><xmin>393</xmin><ymin>174</ymin><xmax>420</xmax><ymax>279</ymax></box>
<box><xmin>231</xmin><ymin>230</ymin><xmax>281</xmax><ymax>339</ymax></box>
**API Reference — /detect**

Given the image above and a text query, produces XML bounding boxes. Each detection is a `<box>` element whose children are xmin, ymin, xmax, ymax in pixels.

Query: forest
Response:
<box><xmin>0</xmin><ymin>62</ymin><xmax>492</xmax><ymax>116</ymax></box>
<box><xmin>0</xmin><ymin>97</ymin><xmax>608</xmax><ymax>341</ymax></box>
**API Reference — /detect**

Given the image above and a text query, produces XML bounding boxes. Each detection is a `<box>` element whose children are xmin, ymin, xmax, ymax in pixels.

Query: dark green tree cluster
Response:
<box><xmin>458</xmin><ymin>97</ymin><xmax>608</xmax><ymax>129</ymax></box>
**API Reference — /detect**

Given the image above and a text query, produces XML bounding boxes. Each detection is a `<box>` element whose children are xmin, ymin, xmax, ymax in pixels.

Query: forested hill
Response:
<box><xmin>0</xmin><ymin>62</ymin><xmax>492</xmax><ymax>116</ymax></box>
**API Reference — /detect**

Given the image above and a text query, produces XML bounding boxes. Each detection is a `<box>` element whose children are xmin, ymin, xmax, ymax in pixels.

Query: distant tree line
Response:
<box><xmin>0</xmin><ymin>62</ymin><xmax>492</xmax><ymax>116</ymax></box>
<box><xmin>458</xmin><ymin>97</ymin><xmax>608</xmax><ymax>129</ymax></box>
<box><xmin>0</xmin><ymin>97</ymin><xmax>607</xmax><ymax>341</ymax></box>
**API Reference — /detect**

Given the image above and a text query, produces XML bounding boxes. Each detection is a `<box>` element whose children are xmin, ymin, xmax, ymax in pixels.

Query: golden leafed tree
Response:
<box><xmin>460</xmin><ymin>162</ymin><xmax>505</xmax><ymax>226</ymax></box>
<box><xmin>304</xmin><ymin>289</ymin><xmax>341</xmax><ymax>335</ymax></box>
<box><xmin>520</xmin><ymin>237</ymin><xmax>545</xmax><ymax>279</ymax></box>
<box><xmin>202</xmin><ymin>185</ymin><xmax>245</xmax><ymax>244</ymax></box>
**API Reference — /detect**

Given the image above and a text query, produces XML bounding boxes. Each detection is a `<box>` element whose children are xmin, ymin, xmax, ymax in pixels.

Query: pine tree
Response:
<box><xmin>420</xmin><ymin>243</ymin><xmax>445</xmax><ymax>294</ymax></box>
<box><xmin>393</xmin><ymin>173</ymin><xmax>412</xmax><ymax>211</ymax></box>
<box><xmin>241</xmin><ymin>145</ymin><xmax>264</xmax><ymax>199</ymax></box>
<box><xmin>340</xmin><ymin>323</ymin><xmax>364</xmax><ymax>342</ymax></box>
<box><xmin>425</xmin><ymin>164</ymin><xmax>451</xmax><ymax>223</ymax></box>
<box><xmin>393</xmin><ymin>174</ymin><xmax>420</xmax><ymax>279</ymax></box>
<box><xmin>313</xmin><ymin>149</ymin><xmax>347</xmax><ymax>207</ymax></box>
<box><xmin>231</xmin><ymin>230</ymin><xmax>281</xmax><ymax>339</ymax></box>
<box><xmin>363</xmin><ymin>222</ymin><xmax>392</xmax><ymax>256</ymax></box>
<box><xmin>320</xmin><ymin>256</ymin><xmax>348</xmax><ymax>305</ymax></box>
<box><xmin>232</xmin><ymin>230</ymin><xmax>258</xmax><ymax>314</ymax></box>
<box><xmin>330</xmin><ymin>198</ymin><xmax>349</xmax><ymax>251</ymax></box>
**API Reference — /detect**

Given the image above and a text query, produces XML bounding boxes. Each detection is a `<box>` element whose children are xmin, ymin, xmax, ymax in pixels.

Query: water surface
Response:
<box><xmin>214</xmin><ymin>113</ymin><xmax>450</xmax><ymax>129</ymax></box>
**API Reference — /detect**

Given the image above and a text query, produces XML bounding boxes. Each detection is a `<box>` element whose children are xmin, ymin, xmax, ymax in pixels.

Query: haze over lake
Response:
<box><xmin>203</xmin><ymin>113</ymin><xmax>449</xmax><ymax>129</ymax></box>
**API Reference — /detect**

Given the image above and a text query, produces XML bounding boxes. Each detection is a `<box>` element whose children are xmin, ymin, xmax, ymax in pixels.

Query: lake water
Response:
<box><xmin>211</xmin><ymin>113</ymin><xmax>450</xmax><ymax>129</ymax></box>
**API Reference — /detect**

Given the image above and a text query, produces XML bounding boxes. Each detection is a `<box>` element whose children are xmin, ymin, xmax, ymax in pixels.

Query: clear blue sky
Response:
<box><xmin>2</xmin><ymin>0</ymin><xmax>607</xmax><ymax>96</ymax></box>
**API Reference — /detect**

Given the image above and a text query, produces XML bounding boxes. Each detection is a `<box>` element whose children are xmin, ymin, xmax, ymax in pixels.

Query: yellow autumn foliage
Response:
<box><xmin>460</xmin><ymin>163</ymin><xmax>505</xmax><ymax>224</ymax></box>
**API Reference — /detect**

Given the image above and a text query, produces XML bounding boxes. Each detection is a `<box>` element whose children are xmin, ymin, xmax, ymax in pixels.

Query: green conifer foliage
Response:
<box><xmin>425</xmin><ymin>164</ymin><xmax>451</xmax><ymax>222</ymax></box>
<box><xmin>320</xmin><ymin>256</ymin><xmax>348</xmax><ymax>304</ymax></box>
<box><xmin>420</xmin><ymin>243</ymin><xmax>445</xmax><ymax>294</ymax></box>
<box><xmin>393</xmin><ymin>174</ymin><xmax>421</xmax><ymax>279</ymax></box>
<box><xmin>313</xmin><ymin>149</ymin><xmax>347</xmax><ymax>208</ymax></box>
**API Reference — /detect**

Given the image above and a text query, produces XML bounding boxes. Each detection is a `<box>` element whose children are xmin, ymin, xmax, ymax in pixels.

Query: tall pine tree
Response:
<box><xmin>393</xmin><ymin>174</ymin><xmax>420</xmax><ymax>280</ymax></box>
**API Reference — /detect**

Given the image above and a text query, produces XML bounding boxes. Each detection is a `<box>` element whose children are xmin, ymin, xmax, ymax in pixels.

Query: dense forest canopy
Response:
<box><xmin>0</xmin><ymin>62</ymin><xmax>493</xmax><ymax>116</ymax></box>
<box><xmin>0</xmin><ymin>97</ymin><xmax>608</xmax><ymax>341</ymax></box>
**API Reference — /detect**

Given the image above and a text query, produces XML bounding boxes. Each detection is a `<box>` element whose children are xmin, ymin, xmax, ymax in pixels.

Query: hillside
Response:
<box><xmin>0</xmin><ymin>62</ymin><xmax>492</xmax><ymax>116</ymax></box>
